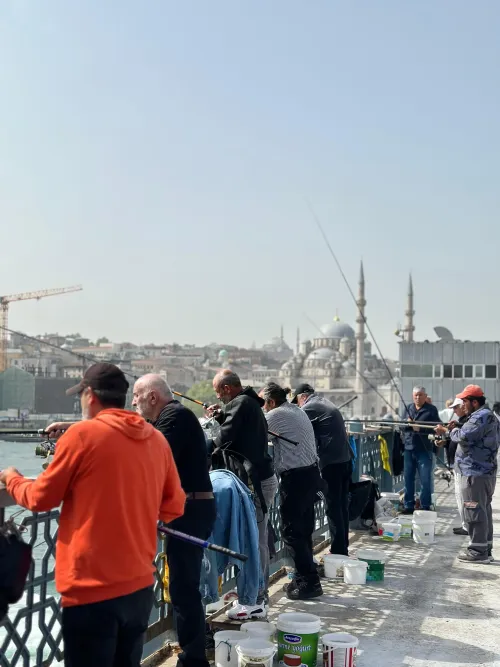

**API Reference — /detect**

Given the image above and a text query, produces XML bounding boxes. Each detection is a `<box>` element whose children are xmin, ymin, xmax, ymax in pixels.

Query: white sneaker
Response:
<box><xmin>226</xmin><ymin>602</ymin><xmax>267</xmax><ymax>620</ymax></box>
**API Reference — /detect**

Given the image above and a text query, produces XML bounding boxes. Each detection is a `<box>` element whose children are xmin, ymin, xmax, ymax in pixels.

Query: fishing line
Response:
<box><xmin>305</xmin><ymin>200</ymin><xmax>410</xmax><ymax>415</ymax></box>
<box><xmin>302</xmin><ymin>312</ymin><xmax>398</xmax><ymax>414</ymax></box>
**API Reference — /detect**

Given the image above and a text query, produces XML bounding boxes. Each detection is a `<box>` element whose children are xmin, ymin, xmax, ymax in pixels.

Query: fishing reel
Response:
<box><xmin>35</xmin><ymin>440</ymin><xmax>56</xmax><ymax>459</ymax></box>
<box><xmin>34</xmin><ymin>436</ymin><xmax>56</xmax><ymax>470</ymax></box>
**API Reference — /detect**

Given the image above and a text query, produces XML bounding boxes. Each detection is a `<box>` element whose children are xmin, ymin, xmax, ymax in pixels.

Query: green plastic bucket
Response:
<box><xmin>277</xmin><ymin>612</ymin><xmax>321</xmax><ymax>667</ymax></box>
<box><xmin>356</xmin><ymin>549</ymin><xmax>387</xmax><ymax>582</ymax></box>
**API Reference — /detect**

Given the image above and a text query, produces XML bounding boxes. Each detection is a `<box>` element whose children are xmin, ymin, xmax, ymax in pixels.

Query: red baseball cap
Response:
<box><xmin>456</xmin><ymin>384</ymin><xmax>484</xmax><ymax>400</ymax></box>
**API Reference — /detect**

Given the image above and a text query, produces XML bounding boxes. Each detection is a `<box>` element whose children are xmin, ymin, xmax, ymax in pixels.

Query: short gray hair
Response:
<box><xmin>413</xmin><ymin>386</ymin><xmax>426</xmax><ymax>394</ymax></box>
<box><xmin>137</xmin><ymin>374</ymin><xmax>173</xmax><ymax>400</ymax></box>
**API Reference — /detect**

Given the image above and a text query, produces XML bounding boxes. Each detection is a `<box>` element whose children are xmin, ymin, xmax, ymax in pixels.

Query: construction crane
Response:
<box><xmin>0</xmin><ymin>285</ymin><xmax>83</xmax><ymax>372</ymax></box>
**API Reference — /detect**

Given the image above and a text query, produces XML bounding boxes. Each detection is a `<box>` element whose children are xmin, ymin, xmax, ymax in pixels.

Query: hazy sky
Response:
<box><xmin>1</xmin><ymin>1</ymin><xmax>499</xmax><ymax>358</ymax></box>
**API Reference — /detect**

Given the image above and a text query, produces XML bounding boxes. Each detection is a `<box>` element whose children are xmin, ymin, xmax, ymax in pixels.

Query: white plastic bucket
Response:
<box><xmin>343</xmin><ymin>559</ymin><xmax>368</xmax><ymax>585</ymax></box>
<box><xmin>323</xmin><ymin>554</ymin><xmax>348</xmax><ymax>580</ymax></box>
<box><xmin>397</xmin><ymin>516</ymin><xmax>413</xmax><ymax>538</ymax></box>
<box><xmin>322</xmin><ymin>633</ymin><xmax>359</xmax><ymax>667</ymax></box>
<box><xmin>240</xmin><ymin>621</ymin><xmax>275</xmax><ymax>641</ymax></box>
<box><xmin>236</xmin><ymin>639</ymin><xmax>276</xmax><ymax>667</ymax></box>
<box><xmin>382</xmin><ymin>522</ymin><xmax>401</xmax><ymax>541</ymax></box>
<box><xmin>412</xmin><ymin>520</ymin><xmax>436</xmax><ymax>545</ymax></box>
<box><xmin>413</xmin><ymin>510</ymin><xmax>437</xmax><ymax>521</ymax></box>
<box><xmin>277</xmin><ymin>612</ymin><xmax>322</xmax><ymax>667</ymax></box>
<box><xmin>215</xmin><ymin>631</ymin><xmax>247</xmax><ymax>667</ymax></box>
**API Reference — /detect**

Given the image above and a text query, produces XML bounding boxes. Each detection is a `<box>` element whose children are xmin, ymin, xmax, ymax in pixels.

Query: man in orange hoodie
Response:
<box><xmin>0</xmin><ymin>363</ymin><xmax>186</xmax><ymax>667</ymax></box>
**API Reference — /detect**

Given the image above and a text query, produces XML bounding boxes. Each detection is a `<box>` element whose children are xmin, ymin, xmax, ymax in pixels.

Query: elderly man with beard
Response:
<box><xmin>133</xmin><ymin>374</ymin><xmax>215</xmax><ymax>667</ymax></box>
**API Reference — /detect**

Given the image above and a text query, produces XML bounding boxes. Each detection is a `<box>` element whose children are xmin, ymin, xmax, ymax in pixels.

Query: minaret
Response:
<box><xmin>280</xmin><ymin>324</ymin><xmax>284</xmax><ymax>343</ymax></box>
<box><xmin>296</xmin><ymin>327</ymin><xmax>300</xmax><ymax>355</ymax></box>
<box><xmin>355</xmin><ymin>261</ymin><xmax>366</xmax><ymax>410</ymax></box>
<box><xmin>404</xmin><ymin>274</ymin><xmax>415</xmax><ymax>342</ymax></box>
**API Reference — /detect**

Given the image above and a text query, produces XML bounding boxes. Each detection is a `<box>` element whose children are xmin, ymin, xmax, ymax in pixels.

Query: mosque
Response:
<box><xmin>278</xmin><ymin>262</ymin><xmax>403</xmax><ymax>417</ymax></box>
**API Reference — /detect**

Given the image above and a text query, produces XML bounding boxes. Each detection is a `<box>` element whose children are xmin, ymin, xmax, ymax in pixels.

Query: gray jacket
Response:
<box><xmin>301</xmin><ymin>394</ymin><xmax>352</xmax><ymax>469</ymax></box>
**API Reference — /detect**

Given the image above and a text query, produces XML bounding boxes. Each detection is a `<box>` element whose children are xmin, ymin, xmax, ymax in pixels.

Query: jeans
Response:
<box><xmin>255</xmin><ymin>474</ymin><xmax>279</xmax><ymax>602</ymax></box>
<box><xmin>167</xmin><ymin>499</ymin><xmax>216</xmax><ymax>667</ymax></box>
<box><xmin>321</xmin><ymin>461</ymin><xmax>352</xmax><ymax>556</ymax></box>
<box><xmin>279</xmin><ymin>465</ymin><xmax>321</xmax><ymax>582</ymax></box>
<box><xmin>461</xmin><ymin>474</ymin><xmax>497</xmax><ymax>557</ymax></box>
<box><xmin>404</xmin><ymin>447</ymin><xmax>433</xmax><ymax>510</ymax></box>
<box><xmin>454</xmin><ymin>470</ymin><xmax>466</xmax><ymax>530</ymax></box>
<box><xmin>199</xmin><ymin>471</ymin><xmax>262</xmax><ymax>606</ymax></box>
<box><xmin>62</xmin><ymin>586</ymin><xmax>154</xmax><ymax>667</ymax></box>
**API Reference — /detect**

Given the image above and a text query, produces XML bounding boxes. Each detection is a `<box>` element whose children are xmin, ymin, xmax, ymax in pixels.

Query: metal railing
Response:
<box><xmin>0</xmin><ymin>429</ymin><xmax>402</xmax><ymax>666</ymax></box>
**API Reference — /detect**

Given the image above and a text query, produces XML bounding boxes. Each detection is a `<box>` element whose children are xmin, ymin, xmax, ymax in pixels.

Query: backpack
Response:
<box><xmin>0</xmin><ymin>521</ymin><xmax>33</xmax><ymax>622</ymax></box>
<box><xmin>348</xmin><ymin>477</ymin><xmax>381</xmax><ymax>530</ymax></box>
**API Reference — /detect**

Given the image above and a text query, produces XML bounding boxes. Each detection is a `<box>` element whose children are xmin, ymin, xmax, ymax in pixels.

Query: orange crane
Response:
<box><xmin>0</xmin><ymin>285</ymin><xmax>83</xmax><ymax>372</ymax></box>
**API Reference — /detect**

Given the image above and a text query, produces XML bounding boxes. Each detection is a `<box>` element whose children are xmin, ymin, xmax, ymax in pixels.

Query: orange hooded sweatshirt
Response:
<box><xmin>6</xmin><ymin>409</ymin><xmax>186</xmax><ymax>607</ymax></box>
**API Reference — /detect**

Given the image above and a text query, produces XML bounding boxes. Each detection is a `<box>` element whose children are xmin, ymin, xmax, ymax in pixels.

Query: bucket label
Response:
<box><xmin>323</xmin><ymin>647</ymin><xmax>357</xmax><ymax>667</ymax></box>
<box><xmin>278</xmin><ymin>631</ymin><xmax>319</xmax><ymax>667</ymax></box>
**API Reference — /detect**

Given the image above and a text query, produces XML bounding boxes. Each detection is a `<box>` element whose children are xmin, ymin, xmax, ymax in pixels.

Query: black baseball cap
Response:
<box><xmin>66</xmin><ymin>362</ymin><xmax>129</xmax><ymax>396</ymax></box>
<box><xmin>290</xmin><ymin>383</ymin><xmax>315</xmax><ymax>404</ymax></box>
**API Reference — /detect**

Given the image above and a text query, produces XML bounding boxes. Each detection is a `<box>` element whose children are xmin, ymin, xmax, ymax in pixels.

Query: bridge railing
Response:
<box><xmin>0</xmin><ymin>428</ymin><xmax>402</xmax><ymax>666</ymax></box>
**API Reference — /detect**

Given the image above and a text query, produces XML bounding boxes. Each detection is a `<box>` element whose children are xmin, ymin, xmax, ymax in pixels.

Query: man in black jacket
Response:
<box><xmin>133</xmin><ymin>374</ymin><xmax>215</xmax><ymax>667</ymax></box>
<box><xmin>291</xmin><ymin>384</ymin><xmax>353</xmax><ymax>556</ymax></box>
<box><xmin>208</xmin><ymin>370</ymin><xmax>278</xmax><ymax>616</ymax></box>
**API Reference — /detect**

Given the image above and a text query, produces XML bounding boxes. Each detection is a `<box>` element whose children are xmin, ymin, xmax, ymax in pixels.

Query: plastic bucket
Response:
<box><xmin>322</xmin><ymin>633</ymin><xmax>359</xmax><ymax>667</ymax></box>
<box><xmin>343</xmin><ymin>560</ymin><xmax>368</xmax><ymax>585</ymax></box>
<box><xmin>236</xmin><ymin>639</ymin><xmax>276</xmax><ymax>667</ymax></box>
<box><xmin>215</xmin><ymin>631</ymin><xmax>247</xmax><ymax>667</ymax></box>
<box><xmin>412</xmin><ymin>520</ymin><xmax>436</xmax><ymax>545</ymax></box>
<box><xmin>323</xmin><ymin>554</ymin><xmax>348</xmax><ymax>580</ymax></box>
<box><xmin>356</xmin><ymin>549</ymin><xmax>387</xmax><ymax>582</ymax></box>
<box><xmin>413</xmin><ymin>510</ymin><xmax>437</xmax><ymax>521</ymax></box>
<box><xmin>277</xmin><ymin>612</ymin><xmax>322</xmax><ymax>667</ymax></box>
<box><xmin>241</xmin><ymin>622</ymin><xmax>275</xmax><ymax>641</ymax></box>
<box><xmin>382</xmin><ymin>522</ymin><xmax>401</xmax><ymax>542</ymax></box>
<box><xmin>397</xmin><ymin>516</ymin><xmax>413</xmax><ymax>538</ymax></box>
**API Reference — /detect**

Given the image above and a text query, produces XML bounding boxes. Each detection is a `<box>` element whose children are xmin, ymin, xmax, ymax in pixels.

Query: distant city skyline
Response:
<box><xmin>1</xmin><ymin>1</ymin><xmax>499</xmax><ymax>358</ymax></box>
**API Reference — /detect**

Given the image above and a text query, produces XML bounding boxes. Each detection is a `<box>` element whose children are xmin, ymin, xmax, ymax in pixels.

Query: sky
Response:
<box><xmin>1</xmin><ymin>1</ymin><xmax>499</xmax><ymax>359</ymax></box>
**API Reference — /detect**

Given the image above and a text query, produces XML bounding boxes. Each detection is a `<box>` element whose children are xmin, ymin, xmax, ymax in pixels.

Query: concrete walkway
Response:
<box><xmin>266</xmin><ymin>474</ymin><xmax>500</xmax><ymax>666</ymax></box>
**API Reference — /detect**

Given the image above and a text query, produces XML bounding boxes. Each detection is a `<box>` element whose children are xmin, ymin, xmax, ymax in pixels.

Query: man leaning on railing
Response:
<box><xmin>0</xmin><ymin>362</ymin><xmax>186</xmax><ymax>667</ymax></box>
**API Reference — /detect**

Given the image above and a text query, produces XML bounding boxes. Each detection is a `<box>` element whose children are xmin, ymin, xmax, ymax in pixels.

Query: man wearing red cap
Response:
<box><xmin>437</xmin><ymin>384</ymin><xmax>499</xmax><ymax>563</ymax></box>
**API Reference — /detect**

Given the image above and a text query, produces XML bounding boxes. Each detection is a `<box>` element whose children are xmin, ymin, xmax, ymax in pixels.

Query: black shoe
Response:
<box><xmin>286</xmin><ymin>579</ymin><xmax>323</xmax><ymax>601</ymax></box>
<box><xmin>400</xmin><ymin>508</ymin><xmax>414</xmax><ymax>515</ymax></box>
<box><xmin>453</xmin><ymin>527</ymin><xmax>468</xmax><ymax>536</ymax></box>
<box><xmin>458</xmin><ymin>549</ymin><xmax>490</xmax><ymax>563</ymax></box>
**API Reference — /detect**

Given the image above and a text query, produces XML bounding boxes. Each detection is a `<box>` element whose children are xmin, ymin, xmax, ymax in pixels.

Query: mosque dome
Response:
<box><xmin>306</xmin><ymin>347</ymin><xmax>334</xmax><ymax>361</ymax></box>
<box><xmin>320</xmin><ymin>316</ymin><xmax>355</xmax><ymax>340</ymax></box>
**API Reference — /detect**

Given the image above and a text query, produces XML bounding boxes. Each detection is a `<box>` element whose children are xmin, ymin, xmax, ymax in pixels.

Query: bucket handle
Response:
<box><xmin>214</xmin><ymin>639</ymin><xmax>234</xmax><ymax>662</ymax></box>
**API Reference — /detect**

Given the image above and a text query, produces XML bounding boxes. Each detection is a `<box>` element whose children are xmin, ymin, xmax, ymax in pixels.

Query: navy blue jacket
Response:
<box><xmin>402</xmin><ymin>403</ymin><xmax>441</xmax><ymax>452</ymax></box>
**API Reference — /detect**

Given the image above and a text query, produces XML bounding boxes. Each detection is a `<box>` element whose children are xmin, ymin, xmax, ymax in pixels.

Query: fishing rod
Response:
<box><xmin>303</xmin><ymin>312</ymin><xmax>398</xmax><ymax>414</ymax></box>
<box><xmin>158</xmin><ymin>525</ymin><xmax>248</xmax><ymax>562</ymax></box>
<box><xmin>174</xmin><ymin>391</ymin><xmax>300</xmax><ymax>446</ymax></box>
<box><xmin>306</xmin><ymin>201</ymin><xmax>410</xmax><ymax>416</ymax></box>
<box><xmin>344</xmin><ymin>419</ymin><xmax>442</xmax><ymax>431</ymax></box>
<box><xmin>338</xmin><ymin>396</ymin><xmax>357</xmax><ymax>410</ymax></box>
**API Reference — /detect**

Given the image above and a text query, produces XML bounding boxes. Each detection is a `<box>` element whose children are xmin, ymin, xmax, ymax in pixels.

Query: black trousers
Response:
<box><xmin>62</xmin><ymin>586</ymin><xmax>154</xmax><ymax>667</ymax></box>
<box><xmin>167</xmin><ymin>499</ymin><xmax>216</xmax><ymax>667</ymax></box>
<box><xmin>279</xmin><ymin>465</ymin><xmax>322</xmax><ymax>582</ymax></box>
<box><xmin>322</xmin><ymin>461</ymin><xmax>352</xmax><ymax>556</ymax></box>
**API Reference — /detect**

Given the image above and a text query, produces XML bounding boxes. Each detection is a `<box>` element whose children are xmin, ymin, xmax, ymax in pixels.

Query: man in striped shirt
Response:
<box><xmin>259</xmin><ymin>382</ymin><xmax>323</xmax><ymax>600</ymax></box>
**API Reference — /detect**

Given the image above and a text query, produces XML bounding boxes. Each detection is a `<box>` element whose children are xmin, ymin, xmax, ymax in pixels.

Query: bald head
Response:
<box><xmin>132</xmin><ymin>374</ymin><xmax>173</xmax><ymax>421</ymax></box>
<box><xmin>213</xmin><ymin>370</ymin><xmax>242</xmax><ymax>404</ymax></box>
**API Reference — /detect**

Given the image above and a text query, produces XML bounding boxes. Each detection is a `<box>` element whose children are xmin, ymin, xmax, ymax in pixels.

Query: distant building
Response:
<box><xmin>279</xmin><ymin>262</ymin><xmax>394</xmax><ymax>417</ymax></box>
